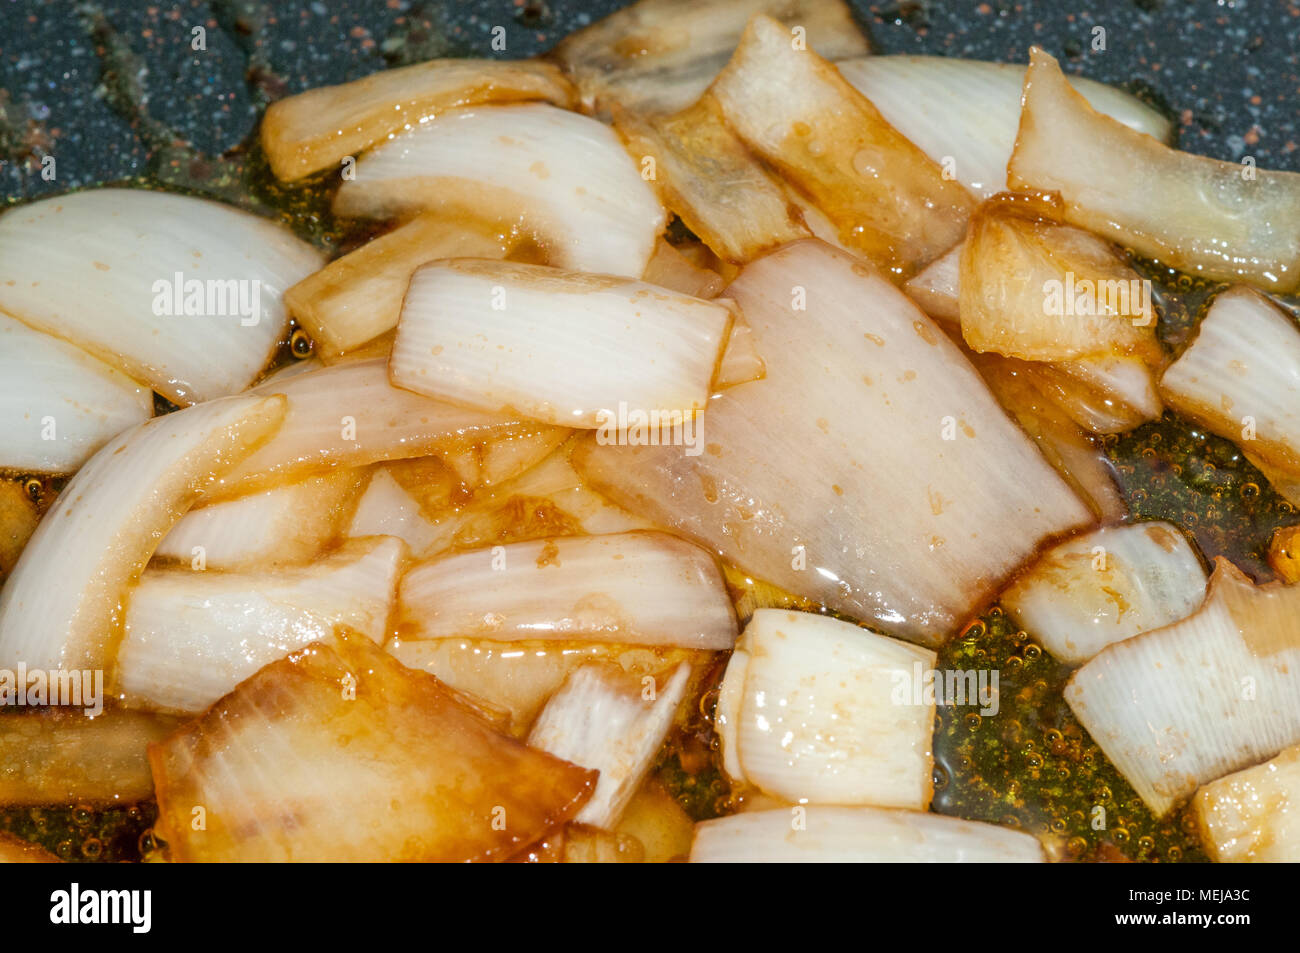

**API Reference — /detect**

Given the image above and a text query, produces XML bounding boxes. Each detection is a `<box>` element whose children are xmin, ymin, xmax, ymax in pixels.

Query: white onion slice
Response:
<box><xmin>154</xmin><ymin>467</ymin><xmax>365</xmax><ymax>570</ymax></box>
<box><xmin>1194</xmin><ymin>743</ymin><xmax>1300</xmax><ymax>862</ymax></box>
<box><xmin>574</xmin><ymin>240</ymin><xmax>1093</xmax><ymax>645</ymax></box>
<box><xmin>1065</xmin><ymin>557</ymin><xmax>1300</xmax><ymax>815</ymax></box>
<box><xmin>0</xmin><ymin>394</ymin><xmax>285</xmax><ymax>672</ymax></box>
<box><xmin>838</xmin><ymin>55</ymin><xmax>1174</xmax><ymax>198</ymax></box>
<box><xmin>903</xmin><ymin>243</ymin><xmax>962</xmax><ymax>322</ymax></box>
<box><xmin>149</xmin><ymin>630</ymin><xmax>596</xmax><ymax>861</ymax></box>
<box><xmin>261</xmin><ymin>58</ymin><xmax>574</xmax><ymax>181</ymax></box>
<box><xmin>396</xmin><ymin>531</ymin><xmax>738</xmax><ymax>649</ymax></box>
<box><xmin>615</xmin><ymin>97</ymin><xmax>811</xmax><ymax>264</ymax></box>
<box><xmin>720</xmin><ymin>609</ymin><xmax>937</xmax><ymax>809</ymax></box>
<box><xmin>391</xmin><ymin>260</ymin><xmax>732</xmax><ymax>429</ymax></box>
<box><xmin>334</xmin><ymin>103</ymin><xmax>665</xmax><ymax>279</ymax></box>
<box><xmin>708</xmin><ymin>15</ymin><xmax>973</xmax><ymax>276</ymax></box>
<box><xmin>118</xmin><ymin>537</ymin><xmax>406</xmax><ymax>713</ymax></box>
<box><xmin>1160</xmin><ymin>287</ymin><xmax>1300</xmax><ymax>475</ymax></box>
<box><xmin>285</xmin><ymin>213</ymin><xmax>513</xmax><ymax>358</ymax></box>
<box><xmin>348</xmin><ymin>468</ymin><xmax>440</xmax><ymax>554</ymax></box>
<box><xmin>689</xmin><ymin>806</ymin><xmax>1046</xmax><ymax>863</ymax></box>
<box><xmin>1008</xmin><ymin>48</ymin><xmax>1300</xmax><ymax>292</ymax></box>
<box><xmin>1002</xmin><ymin>522</ymin><xmax>1207</xmax><ymax>665</ymax></box>
<box><xmin>0</xmin><ymin>189</ymin><xmax>324</xmax><ymax>404</ymax></box>
<box><xmin>528</xmin><ymin>663</ymin><xmax>690</xmax><ymax>828</ymax></box>
<box><xmin>388</xmin><ymin>638</ymin><xmax>698</xmax><ymax>731</ymax></box>
<box><xmin>211</xmin><ymin>358</ymin><xmax>562</xmax><ymax>494</ymax></box>
<box><xmin>551</xmin><ymin>0</ymin><xmax>869</xmax><ymax>118</ymax></box>
<box><xmin>0</xmin><ymin>311</ymin><xmax>152</xmax><ymax>473</ymax></box>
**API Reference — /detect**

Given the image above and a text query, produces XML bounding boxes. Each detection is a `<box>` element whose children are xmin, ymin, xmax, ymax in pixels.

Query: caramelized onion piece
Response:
<box><xmin>1066</xmin><ymin>558</ymin><xmax>1300</xmax><ymax>815</ymax></box>
<box><xmin>709</xmin><ymin>15</ymin><xmax>973</xmax><ymax>276</ymax></box>
<box><xmin>643</xmin><ymin>238</ymin><xmax>727</xmax><ymax>299</ymax></box>
<box><xmin>1195</xmin><ymin>743</ymin><xmax>1300</xmax><ymax>862</ymax></box>
<box><xmin>334</xmin><ymin>103</ymin><xmax>665</xmax><ymax>278</ymax></box>
<box><xmin>285</xmin><ymin>213</ymin><xmax>514</xmax><ymax>358</ymax></box>
<box><xmin>615</xmin><ymin>96</ymin><xmax>810</xmax><ymax>263</ymax></box>
<box><xmin>0</xmin><ymin>395</ymin><xmax>286</xmax><ymax>672</ymax></box>
<box><xmin>149</xmin><ymin>630</ymin><xmax>596</xmax><ymax>861</ymax></box>
<box><xmin>574</xmin><ymin>240</ymin><xmax>1093</xmax><ymax>646</ymax></box>
<box><xmin>551</xmin><ymin>0</ymin><xmax>868</xmax><ymax>119</ymax></box>
<box><xmin>262</xmin><ymin>58</ymin><xmax>575</xmax><ymax>181</ymax></box>
<box><xmin>1009</xmin><ymin>48</ymin><xmax>1300</xmax><ymax>292</ymax></box>
<box><xmin>959</xmin><ymin>193</ymin><xmax>1159</xmax><ymax>363</ymax></box>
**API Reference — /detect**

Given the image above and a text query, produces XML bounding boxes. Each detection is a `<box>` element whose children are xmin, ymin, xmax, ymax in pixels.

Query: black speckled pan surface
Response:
<box><xmin>0</xmin><ymin>0</ymin><xmax>1297</xmax><ymax>206</ymax></box>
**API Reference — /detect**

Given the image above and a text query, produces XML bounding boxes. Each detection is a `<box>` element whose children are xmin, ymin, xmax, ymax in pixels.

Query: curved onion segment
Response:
<box><xmin>551</xmin><ymin>0</ymin><xmax>868</xmax><ymax>119</ymax></box>
<box><xmin>396</xmin><ymin>532</ymin><xmax>738</xmax><ymax>650</ymax></box>
<box><xmin>391</xmin><ymin>260</ymin><xmax>732</xmax><ymax>429</ymax></box>
<box><xmin>708</xmin><ymin>15</ymin><xmax>973</xmax><ymax>276</ymax></box>
<box><xmin>959</xmin><ymin>194</ymin><xmax>1159</xmax><ymax>363</ymax></box>
<box><xmin>155</xmin><ymin>467</ymin><xmax>367</xmax><ymax>570</ymax></box>
<box><xmin>837</xmin><ymin>55</ymin><xmax>1175</xmax><ymax>198</ymax></box>
<box><xmin>118</xmin><ymin>537</ymin><xmax>407</xmax><ymax>714</ymax></box>
<box><xmin>1008</xmin><ymin>48</ymin><xmax>1300</xmax><ymax>293</ymax></box>
<box><xmin>212</xmin><ymin>358</ymin><xmax>564</xmax><ymax>494</ymax></box>
<box><xmin>614</xmin><ymin>97</ymin><xmax>811</xmax><ymax>264</ymax></box>
<box><xmin>0</xmin><ymin>395</ymin><xmax>286</xmax><ymax>673</ymax></box>
<box><xmin>333</xmin><ymin>104</ymin><xmax>665</xmax><ymax>278</ymax></box>
<box><xmin>285</xmin><ymin>213</ymin><xmax>514</xmax><ymax>358</ymax></box>
<box><xmin>574</xmin><ymin>240</ymin><xmax>1093</xmax><ymax>646</ymax></box>
<box><xmin>0</xmin><ymin>189</ymin><xmax>324</xmax><ymax>404</ymax></box>
<box><xmin>1066</xmin><ymin>558</ymin><xmax>1300</xmax><ymax>816</ymax></box>
<box><xmin>1001</xmin><ymin>522</ymin><xmax>1207</xmax><ymax>665</ymax></box>
<box><xmin>689</xmin><ymin>807</ymin><xmax>1046</xmax><ymax>863</ymax></box>
<box><xmin>261</xmin><ymin>58</ymin><xmax>574</xmax><ymax>181</ymax></box>
<box><xmin>717</xmin><ymin>610</ymin><xmax>936</xmax><ymax>809</ymax></box>
<box><xmin>0</xmin><ymin>311</ymin><xmax>152</xmax><ymax>473</ymax></box>
<box><xmin>148</xmin><ymin>630</ymin><xmax>596</xmax><ymax>862</ymax></box>
<box><xmin>388</xmin><ymin>639</ymin><xmax>696</xmax><ymax>731</ymax></box>
<box><xmin>1195</xmin><ymin>743</ymin><xmax>1300</xmax><ymax>862</ymax></box>
<box><xmin>1160</xmin><ymin>287</ymin><xmax>1300</xmax><ymax>476</ymax></box>
<box><xmin>528</xmin><ymin>663</ymin><xmax>690</xmax><ymax>828</ymax></box>
<box><xmin>0</xmin><ymin>709</ymin><xmax>179</xmax><ymax>806</ymax></box>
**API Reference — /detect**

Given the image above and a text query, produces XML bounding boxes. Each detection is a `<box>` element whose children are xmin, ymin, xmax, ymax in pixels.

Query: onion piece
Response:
<box><xmin>1194</xmin><ymin>743</ymin><xmax>1300</xmax><ymax>862</ymax></box>
<box><xmin>708</xmin><ymin>15</ymin><xmax>973</xmax><ymax>277</ymax></box>
<box><xmin>285</xmin><ymin>213</ymin><xmax>514</xmax><ymax>359</ymax></box>
<box><xmin>643</xmin><ymin>239</ymin><xmax>727</xmax><ymax>299</ymax></box>
<box><xmin>907</xmin><ymin>240</ymin><xmax>1162</xmax><ymax>433</ymax></box>
<box><xmin>528</xmin><ymin>663</ymin><xmax>691</xmax><ymax>828</ymax></box>
<box><xmin>262</xmin><ymin>58</ymin><xmax>574</xmax><ymax>181</ymax></box>
<box><xmin>0</xmin><ymin>189</ymin><xmax>323</xmax><ymax>404</ymax></box>
<box><xmin>959</xmin><ymin>192</ymin><xmax>1159</xmax><ymax>363</ymax></box>
<box><xmin>388</xmin><ymin>638</ymin><xmax>699</xmax><ymax>732</ymax></box>
<box><xmin>720</xmin><ymin>609</ymin><xmax>936</xmax><ymax>808</ymax></box>
<box><xmin>1248</xmin><ymin>451</ymin><xmax>1300</xmax><ymax>508</ymax></box>
<box><xmin>689</xmin><ymin>806</ymin><xmax>1046</xmax><ymax>862</ymax></box>
<box><xmin>714</xmin><ymin>311</ymin><xmax>766</xmax><ymax>391</ymax></box>
<box><xmin>348</xmin><ymin>468</ymin><xmax>440</xmax><ymax>554</ymax></box>
<box><xmin>0</xmin><ymin>395</ymin><xmax>286</xmax><ymax>672</ymax></box>
<box><xmin>613</xmin><ymin>780</ymin><xmax>696</xmax><ymax>863</ymax></box>
<box><xmin>391</xmin><ymin>260</ymin><xmax>732</xmax><ymax>429</ymax></box>
<box><xmin>614</xmin><ymin>96</ymin><xmax>811</xmax><ymax>263</ymax></box>
<box><xmin>211</xmin><ymin>358</ymin><xmax>561</xmax><ymax>495</ymax></box>
<box><xmin>837</xmin><ymin>55</ymin><xmax>1174</xmax><ymax>198</ymax></box>
<box><xmin>0</xmin><ymin>482</ymin><xmax>40</xmax><ymax>581</ymax></box>
<box><xmin>1065</xmin><ymin>557</ymin><xmax>1300</xmax><ymax>816</ymax></box>
<box><xmin>0</xmin><ymin>312</ymin><xmax>152</xmax><ymax>473</ymax></box>
<box><xmin>1001</xmin><ymin>522</ymin><xmax>1207</xmax><ymax>665</ymax></box>
<box><xmin>118</xmin><ymin>537</ymin><xmax>406</xmax><ymax>714</ymax></box>
<box><xmin>439</xmin><ymin>427</ymin><xmax>571</xmax><ymax>491</ymax></box>
<box><xmin>334</xmin><ymin>103</ymin><xmax>665</xmax><ymax>279</ymax></box>
<box><xmin>551</xmin><ymin>0</ymin><xmax>868</xmax><ymax>119</ymax></box>
<box><xmin>149</xmin><ymin>629</ymin><xmax>596</xmax><ymax>862</ymax></box>
<box><xmin>0</xmin><ymin>709</ymin><xmax>180</xmax><ymax>806</ymax></box>
<box><xmin>1160</xmin><ymin>287</ymin><xmax>1300</xmax><ymax>475</ymax></box>
<box><xmin>1008</xmin><ymin>48</ymin><xmax>1300</xmax><ymax>293</ymax></box>
<box><xmin>154</xmin><ymin>467</ymin><xmax>366</xmax><ymax>570</ymax></box>
<box><xmin>396</xmin><ymin>531</ymin><xmax>738</xmax><ymax>650</ymax></box>
<box><xmin>573</xmin><ymin>240</ymin><xmax>1093</xmax><ymax>645</ymax></box>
